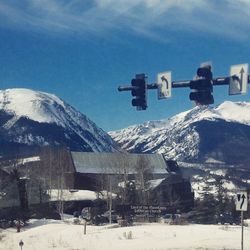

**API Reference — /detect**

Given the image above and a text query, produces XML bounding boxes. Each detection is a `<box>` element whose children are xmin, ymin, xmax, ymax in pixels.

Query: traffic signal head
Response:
<box><xmin>197</xmin><ymin>66</ymin><xmax>212</xmax><ymax>80</ymax></box>
<box><xmin>131</xmin><ymin>75</ymin><xmax>147</xmax><ymax>110</ymax></box>
<box><xmin>189</xmin><ymin>91</ymin><xmax>214</xmax><ymax>105</ymax></box>
<box><xmin>189</xmin><ymin>66</ymin><xmax>214</xmax><ymax>105</ymax></box>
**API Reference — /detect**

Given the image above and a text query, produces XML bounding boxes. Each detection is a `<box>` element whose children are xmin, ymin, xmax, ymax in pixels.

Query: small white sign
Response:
<box><xmin>236</xmin><ymin>191</ymin><xmax>248</xmax><ymax>211</ymax></box>
<box><xmin>157</xmin><ymin>71</ymin><xmax>171</xmax><ymax>99</ymax></box>
<box><xmin>229</xmin><ymin>64</ymin><xmax>248</xmax><ymax>95</ymax></box>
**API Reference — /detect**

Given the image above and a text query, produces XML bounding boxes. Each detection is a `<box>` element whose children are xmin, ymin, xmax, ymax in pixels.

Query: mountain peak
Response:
<box><xmin>110</xmin><ymin>101</ymin><xmax>250</xmax><ymax>163</ymax></box>
<box><xmin>0</xmin><ymin>88</ymin><xmax>119</xmax><ymax>155</ymax></box>
<box><xmin>0</xmin><ymin>88</ymin><xmax>67</xmax><ymax>125</ymax></box>
<box><xmin>215</xmin><ymin>101</ymin><xmax>250</xmax><ymax>124</ymax></box>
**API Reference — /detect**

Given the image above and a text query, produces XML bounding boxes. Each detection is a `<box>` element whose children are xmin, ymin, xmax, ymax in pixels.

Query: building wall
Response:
<box><xmin>0</xmin><ymin>150</ymin><xmax>194</xmax><ymax>212</ymax></box>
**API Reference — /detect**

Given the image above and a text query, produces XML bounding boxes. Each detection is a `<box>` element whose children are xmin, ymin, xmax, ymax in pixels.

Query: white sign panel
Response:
<box><xmin>157</xmin><ymin>71</ymin><xmax>171</xmax><ymax>99</ymax></box>
<box><xmin>229</xmin><ymin>64</ymin><xmax>248</xmax><ymax>95</ymax></box>
<box><xmin>236</xmin><ymin>191</ymin><xmax>248</xmax><ymax>211</ymax></box>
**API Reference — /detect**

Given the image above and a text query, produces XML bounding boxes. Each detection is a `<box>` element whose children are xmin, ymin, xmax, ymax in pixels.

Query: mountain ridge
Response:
<box><xmin>109</xmin><ymin>101</ymin><xmax>250</xmax><ymax>164</ymax></box>
<box><xmin>0</xmin><ymin>88</ymin><xmax>120</xmax><ymax>155</ymax></box>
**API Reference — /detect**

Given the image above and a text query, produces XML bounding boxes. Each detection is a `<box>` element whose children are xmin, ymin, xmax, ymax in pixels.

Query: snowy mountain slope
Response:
<box><xmin>109</xmin><ymin>101</ymin><xmax>250</xmax><ymax>164</ymax></box>
<box><xmin>0</xmin><ymin>88</ymin><xmax>119</xmax><ymax>155</ymax></box>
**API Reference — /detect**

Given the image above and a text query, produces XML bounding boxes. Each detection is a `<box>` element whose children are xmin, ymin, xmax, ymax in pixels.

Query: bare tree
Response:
<box><xmin>39</xmin><ymin>146</ymin><xmax>72</xmax><ymax>219</ymax></box>
<box><xmin>135</xmin><ymin>155</ymin><xmax>153</xmax><ymax>205</ymax></box>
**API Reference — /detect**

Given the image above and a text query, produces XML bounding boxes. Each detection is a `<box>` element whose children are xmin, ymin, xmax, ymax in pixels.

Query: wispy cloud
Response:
<box><xmin>0</xmin><ymin>0</ymin><xmax>250</xmax><ymax>40</ymax></box>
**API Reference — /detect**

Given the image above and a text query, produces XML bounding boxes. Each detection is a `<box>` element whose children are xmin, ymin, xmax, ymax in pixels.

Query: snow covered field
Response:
<box><xmin>0</xmin><ymin>219</ymin><xmax>250</xmax><ymax>250</ymax></box>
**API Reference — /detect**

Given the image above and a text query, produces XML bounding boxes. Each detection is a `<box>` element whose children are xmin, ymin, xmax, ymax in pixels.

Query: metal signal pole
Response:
<box><xmin>241</xmin><ymin>210</ymin><xmax>244</xmax><ymax>250</ymax></box>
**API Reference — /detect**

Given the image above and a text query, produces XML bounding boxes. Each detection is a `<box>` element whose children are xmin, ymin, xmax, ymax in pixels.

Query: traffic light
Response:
<box><xmin>131</xmin><ymin>74</ymin><xmax>147</xmax><ymax>110</ymax></box>
<box><xmin>189</xmin><ymin>65</ymin><xmax>214</xmax><ymax>105</ymax></box>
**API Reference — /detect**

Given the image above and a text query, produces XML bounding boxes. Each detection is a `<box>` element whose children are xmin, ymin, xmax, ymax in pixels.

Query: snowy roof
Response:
<box><xmin>48</xmin><ymin>189</ymin><xmax>116</xmax><ymax>202</ymax></box>
<box><xmin>71</xmin><ymin>152</ymin><xmax>168</xmax><ymax>174</ymax></box>
<box><xmin>0</xmin><ymin>156</ymin><xmax>41</xmax><ymax>174</ymax></box>
<box><xmin>48</xmin><ymin>189</ymin><xmax>98</xmax><ymax>202</ymax></box>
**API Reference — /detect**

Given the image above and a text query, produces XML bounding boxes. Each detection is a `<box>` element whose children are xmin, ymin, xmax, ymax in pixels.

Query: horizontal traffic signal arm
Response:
<box><xmin>118</xmin><ymin>75</ymin><xmax>250</xmax><ymax>91</ymax></box>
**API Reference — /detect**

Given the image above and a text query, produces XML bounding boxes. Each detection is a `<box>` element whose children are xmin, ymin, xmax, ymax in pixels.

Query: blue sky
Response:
<box><xmin>0</xmin><ymin>0</ymin><xmax>250</xmax><ymax>131</ymax></box>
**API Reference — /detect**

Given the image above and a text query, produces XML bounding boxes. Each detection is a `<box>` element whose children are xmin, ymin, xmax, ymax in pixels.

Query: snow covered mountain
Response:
<box><xmin>109</xmin><ymin>101</ymin><xmax>250</xmax><ymax>165</ymax></box>
<box><xmin>0</xmin><ymin>88</ymin><xmax>119</xmax><ymax>155</ymax></box>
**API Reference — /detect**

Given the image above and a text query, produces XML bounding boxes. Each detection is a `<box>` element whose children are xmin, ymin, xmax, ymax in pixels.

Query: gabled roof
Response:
<box><xmin>71</xmin><ymin>152</ymin><xmax>168</xmax><ymax>174</ymax></box>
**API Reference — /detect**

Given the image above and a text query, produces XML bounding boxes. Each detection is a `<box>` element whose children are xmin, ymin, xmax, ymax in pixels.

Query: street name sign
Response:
<box><xmin>157</xmin><ymin>71</ymin><xmax>172</xmax><ymax>99</ymax></box>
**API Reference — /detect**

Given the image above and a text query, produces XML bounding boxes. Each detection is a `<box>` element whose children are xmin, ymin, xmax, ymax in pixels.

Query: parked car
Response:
<box><xmin>160</xmin><ymin>214</ymin><xmax>181</xmax><ymax>224</ymax></box>
<box><xmin>160</xmin><ymin>214</ymin><xmax>173</xmax><ymax>224</ymax></box>
<box><xmin>102</xmin><ymin>210</ymin><xmax>118</xmax><ymax>223</ymax></box>
<box><xmin>217</xmin><ymin>213</ymin><xmax>240</xmax><ymax>225</ymax></box>
<box><xmin>92</xmin><ymin>215</ymin><xmax>109</xmax><ymax>225</ymax></box>
<box><xmin>117</xmin><ymin>214</ymin><xmax>133</xmax><ymax>227</ymax></box>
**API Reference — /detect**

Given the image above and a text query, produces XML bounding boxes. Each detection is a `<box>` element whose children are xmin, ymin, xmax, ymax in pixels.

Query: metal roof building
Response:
<box><xmin>71</xmin><ymin>152</ymin><xmax>169</xmax><ymax>175</ymax></box>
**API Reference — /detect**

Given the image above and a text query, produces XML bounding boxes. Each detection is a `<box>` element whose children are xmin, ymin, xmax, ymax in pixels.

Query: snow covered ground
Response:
<box><xmin>0</xmin><ymin>219</ymin><xmax>250</xmax><ymax>250</ymax></box>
